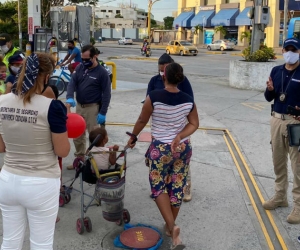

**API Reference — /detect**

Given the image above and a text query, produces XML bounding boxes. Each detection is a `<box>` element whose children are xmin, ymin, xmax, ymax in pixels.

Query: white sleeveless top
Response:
<box><xmin>0</xmin><ymin>93</ymin><xmax>60</xmax><ymax>178</ymax></box>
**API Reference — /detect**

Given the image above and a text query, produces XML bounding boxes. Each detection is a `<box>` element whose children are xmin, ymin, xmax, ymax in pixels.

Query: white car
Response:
<box><xmin>118</xmin><ymin>37</ymin><xmax>133</xmax><ymax>45</ymax></box>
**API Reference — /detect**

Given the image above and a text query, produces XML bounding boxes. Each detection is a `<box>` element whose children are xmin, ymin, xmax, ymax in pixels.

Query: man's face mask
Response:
<box><xmin>283</xmin><ymin>50</ymin><xmax>299</xmax><ymax>65</ymax></box>
<box><xmin>1</xmin><ymin>45</ymin><xmax>9</xmax><ymax>53</ymax></box>
<box><xmin>10</xmin><ymin>66</ymin><xmax>21</xmax><ymax>74</ymax></box>
<box><xmin>159</xmin><ymin>71</ymin><xmax>164</xmax><ymax>76</ymax></box>
<box><xmin>82</xmin><ymin>58</ymin><xmax>93</xmax><ymax>69</ymax></box>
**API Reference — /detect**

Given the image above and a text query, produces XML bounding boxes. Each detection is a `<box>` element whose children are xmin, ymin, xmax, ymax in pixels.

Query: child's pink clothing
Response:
<box><xmin>91</xmin><ymin>146</ymin><xmax>110</xmax><ymax>170</ymax></box>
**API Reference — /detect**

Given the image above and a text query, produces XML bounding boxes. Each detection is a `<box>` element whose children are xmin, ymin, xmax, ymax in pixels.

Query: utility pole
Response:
<box><xmin>18</xmin><ymin>0</ymin><xmax>22</xmax><ymax>51</ymax></box>
<box><xmin>147</xmin><ymin>0</ymin><xmax>160</xmax><ymax>41</ymax></box>
<box><xmin>283</xmin><ymin>0</ymin><xmax>289</xmax><ymax>41</ymax></box>
<box><xmin>250</xmin><ymin>0</ymin><xmax>266</xmax><ymax>53</ymax></box>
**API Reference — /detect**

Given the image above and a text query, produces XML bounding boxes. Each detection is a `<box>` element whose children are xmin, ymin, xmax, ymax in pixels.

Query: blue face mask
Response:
<box><xmin>82</xmin><ymin>58</ymin><xmax>93</xmax><ymax>69</ymax></box>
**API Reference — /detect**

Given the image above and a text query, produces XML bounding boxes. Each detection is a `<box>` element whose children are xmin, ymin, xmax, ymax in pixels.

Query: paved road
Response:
<box><xmin>1</xmin><ymin>47</ymin><xmax>298</xmax><ymax>250</ymax></box>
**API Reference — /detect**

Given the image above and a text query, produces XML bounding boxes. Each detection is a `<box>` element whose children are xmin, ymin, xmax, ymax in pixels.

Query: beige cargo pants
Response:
<box><xmin>270</xmin><ymin>116</ymin><xmax>300</xmax><ymax>206</ymax></box>
<box><xmin>74</xmin><ymin>103</ymin><xmax>99</xmax><ymax>156</ymax></box>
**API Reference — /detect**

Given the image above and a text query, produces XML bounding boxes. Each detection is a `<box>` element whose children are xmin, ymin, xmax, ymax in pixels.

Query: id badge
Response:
<box><xmin>279</xmin><ymin>92</ymin><xmax>287</xmax><ymax>103</ymax></box>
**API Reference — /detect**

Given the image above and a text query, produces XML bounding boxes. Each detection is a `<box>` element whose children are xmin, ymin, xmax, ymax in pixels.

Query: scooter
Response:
<box><xmin>141</xmin><ymin>45</ymin><xmax>152</xmax><ymax>57</ymax></box>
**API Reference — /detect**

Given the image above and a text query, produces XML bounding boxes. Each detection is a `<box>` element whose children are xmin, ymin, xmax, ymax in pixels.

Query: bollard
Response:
<box><xmin>105</xmin><ymin>61</ymin><xmax>117</xmax><ymax>90</ymax></box>
<box><xmin>25</xmin><ymin>43</ymin><xmax>32</xmax><ymax>57</ymax></box>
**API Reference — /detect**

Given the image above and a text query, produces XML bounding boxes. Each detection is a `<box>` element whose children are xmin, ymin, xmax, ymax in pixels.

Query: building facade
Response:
<box><xmin>173</xmin><ymin>0</ymin><xmax>300</xmax><ymax>47</ymax></box>
<box><xmin>93</xmin><ymin>6</ymin><xmax>154</xmax><ymax>29</ymax></box>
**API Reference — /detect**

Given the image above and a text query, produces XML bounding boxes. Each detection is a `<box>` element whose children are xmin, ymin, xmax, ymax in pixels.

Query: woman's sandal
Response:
<box><xmin>170</xmin><ymin>226</ymin><xmax>185</xmax><ymax>250</ymax></box>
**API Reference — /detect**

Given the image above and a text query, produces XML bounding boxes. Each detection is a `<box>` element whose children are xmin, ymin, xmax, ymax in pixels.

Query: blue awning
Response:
<box><xmin>211</xmin><ymin>9</ymin><xmax>239</xmax><ymax>26</ymax></box>
<box><xmin>280</xmin><ymin>0</ymin><xmax>300</xmax><ymax>10</ymax></box>
<box><xmin>173</xmin><ymin>11</ymin><xmax>195</xmax><ymax>28</ymax></box>
<box><xmin>235</xmin><ymin>7</ymin><xmax>252</xmax><ymax>26</ymax></box>
<box><xmin>191</xmin><ymin>10</ymin><xmax>215</xmax><ymax>27</ymax></box>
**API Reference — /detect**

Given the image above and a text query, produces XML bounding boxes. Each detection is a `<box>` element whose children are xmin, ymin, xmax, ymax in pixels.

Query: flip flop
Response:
<box><xmin>170</xmin><ymin>243</ymin><xmax>186</xmax><ymax>250</ymax></box>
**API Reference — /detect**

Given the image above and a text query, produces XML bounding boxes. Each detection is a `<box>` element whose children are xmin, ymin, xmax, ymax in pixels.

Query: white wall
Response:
<box><xmin>102</xmin><ymin>29</ymin><xmax>111</xmax><ymax>38</ymax></box>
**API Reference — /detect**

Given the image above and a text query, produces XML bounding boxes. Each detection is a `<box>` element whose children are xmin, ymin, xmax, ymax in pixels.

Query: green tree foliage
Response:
<box><xmin>0</xmin><ymin>1</ymin><xmax>18</xmax><ymax>39</ymax></box>
<box><xmin>214</xmin><ymin>26</ymin><xmax>227</xmax><ymax>36</ymax></box>
<box><xmin>41</xmin><ymin>0</ymin><xmax>64</xmax><ymax>27</ymax></box>
<box><xmin>242</xmin><ymin>44</ymin><xmax>276</xmax><ymax>62</ymax></box>
<box><xmin>66</xmin><ymin>0</ymin><xmax>99</xmax><ymax>4</ymax></box>
<box><xmin>163</xmin><ymin>16</ymin><xmax>174</xmax><ymax>30</ymax></box>
<box><xmin>240</xmin><ymin>31</ymin><xmax>251</xmax><ymax>43</ymax></box>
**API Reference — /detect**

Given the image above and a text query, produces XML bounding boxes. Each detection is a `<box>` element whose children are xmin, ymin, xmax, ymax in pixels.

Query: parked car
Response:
<box><xmin>207</xmin><ymin>40</ymin><xmax>235</xmax><ymax>51</ymax></box>
<box><xmin>166</xmin><ymin>40</ymin><xmax>198</xmax><ymax>56</ymax></box>
<box><xmin>118</xmin><ymin>37</ymin><xmax>133</xmax><ymax>45</ymax></box>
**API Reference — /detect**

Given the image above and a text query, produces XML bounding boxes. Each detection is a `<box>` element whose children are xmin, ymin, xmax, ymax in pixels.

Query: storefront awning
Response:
<box><xmin>173</xmin><ymin>11</ymin><xmax>195</xmax><ymax>28</ymax></box>
<box><xmin>211</xmin><ymin>9</ymin><xmax>239</xmax><ymax>26</ymax></box>
<box><xmin>235</xmin><ymin>7</ymin><xmax>252</xmax><ymax>26</ymax></box>
<box><xmin>191</xmin><ymin>10</ymin><xmax>215</xmax><ymax>27</ymax></box>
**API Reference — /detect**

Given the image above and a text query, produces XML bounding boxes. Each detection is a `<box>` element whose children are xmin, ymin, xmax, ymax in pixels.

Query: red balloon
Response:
<box><xmin>66</xmin><ymin>113</ymin><xmax>86</xmax><ymax>138</ymax></box>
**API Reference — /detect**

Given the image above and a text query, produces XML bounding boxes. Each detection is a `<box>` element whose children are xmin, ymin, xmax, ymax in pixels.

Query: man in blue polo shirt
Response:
<box><xmin>65</xmin><ymin>45</ymin><xmax>111</xmax><ymax>170</ymax></box>
<box><xmin>60</xmin><ymin>40</ymin><xmax>82</xmax><ymax>73</ymax></box>
<box><xmin>263</xmin><ymin>38</ymin><xmax>300</xmax><ymax>224</ymax></box>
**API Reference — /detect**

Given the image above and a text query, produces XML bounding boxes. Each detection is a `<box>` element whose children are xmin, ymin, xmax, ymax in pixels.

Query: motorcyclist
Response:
<box><xmin>141</xmin><ymin>39</ymin><xmax>148</xmax><ymax>54</ymax></box>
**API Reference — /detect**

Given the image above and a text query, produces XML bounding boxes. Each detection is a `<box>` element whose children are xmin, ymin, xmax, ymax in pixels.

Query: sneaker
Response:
<box><xmin>287</xmin><ymin>207</ymin><xmax>300</xmax><ymax>224</ymax></box>
<box><xmin>262</xmin><ymin>195</ymin><xmax>288</xmax><ymax>210</ymax></box>
<box><xmin>183</xmin><ymin>182</ymin><xmax>192</xmax><ymax>202</ymax></box>
<box><xmin>67</xmin><ymin>165</ymin><xmax>74</xmax><ymax>170</ymax></box>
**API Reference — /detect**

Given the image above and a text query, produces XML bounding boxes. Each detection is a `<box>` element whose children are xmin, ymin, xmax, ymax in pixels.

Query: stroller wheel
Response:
<box><xmin>59</xmin><ymin>193</ymin><xmax>66</xmax><ymax>207</ymax></box>
<box><xmin>76</xmin><ymin>218</ymin><xmax>85</xmax><ymax>234</ymax></box>
<box><xmin>65</xmin><ymin>193</ymin><xmax>71</xmax><ymax>204</ymax></box>
<box><xmin>123</xmin><ymin>209</ymin><xmax>131</xmax><ymax>224</ymax></box>
<box><xmin>116</xmin><ymin>219</ymin><xmax>123</xmax><ymax>226</ymax></box>
<box><xmin>84</xmin><ymin>217</ymin><xmax>92</xmax><ymax>233</ymax></box>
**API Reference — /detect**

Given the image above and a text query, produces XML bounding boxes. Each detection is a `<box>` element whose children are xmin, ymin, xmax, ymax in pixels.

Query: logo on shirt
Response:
<box><xmin>292</xmin><ymin>78</ymin><xmax>300</xmax><ymax>82</ymax></box>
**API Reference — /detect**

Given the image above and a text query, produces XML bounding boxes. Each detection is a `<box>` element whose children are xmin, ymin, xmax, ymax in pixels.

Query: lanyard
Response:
<box><xmin>281</xmin><ymin>70</ymin><xmax>297</xmax><ymax>93</ymax></box>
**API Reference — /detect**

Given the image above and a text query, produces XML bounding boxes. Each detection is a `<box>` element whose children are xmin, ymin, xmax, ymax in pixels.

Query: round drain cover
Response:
<box><xmin>120</xmin><ymin>226</ymin><xmax>160</xmax><ymax>249</ymax></box>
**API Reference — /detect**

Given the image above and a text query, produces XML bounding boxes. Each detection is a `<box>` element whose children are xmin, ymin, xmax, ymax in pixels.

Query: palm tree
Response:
<box><xmin>240</xmin><ymin>31</ymin><xmax>251</xmax><ymax>44</ymax></box>
<box><xmin>214</xmin><ymin>26</ymin><xmax>227</xmax><ymax>36</ymax></box>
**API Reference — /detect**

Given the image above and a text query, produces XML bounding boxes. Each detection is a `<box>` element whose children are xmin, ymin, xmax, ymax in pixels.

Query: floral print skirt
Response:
<box><xmin>145</xmin><ymin>139</ymin><xmax>192</xmax><ymax>207</ymax></box>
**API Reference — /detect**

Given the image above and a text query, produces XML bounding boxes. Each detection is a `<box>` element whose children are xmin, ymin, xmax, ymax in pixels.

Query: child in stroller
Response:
<box><xmin>89</xmin><ymin>127</ymin><xmax>119</xmax><ymax>171</ymax></box>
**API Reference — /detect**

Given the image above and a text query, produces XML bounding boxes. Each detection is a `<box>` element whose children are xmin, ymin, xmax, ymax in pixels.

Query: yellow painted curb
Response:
<box><xmin>205</xmin><ymin>51</ymin><xmax>226</xmax><ymax>54</ymax></box>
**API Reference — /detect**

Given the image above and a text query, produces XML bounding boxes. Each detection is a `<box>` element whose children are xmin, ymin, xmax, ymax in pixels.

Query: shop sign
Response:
<box><xmin>200</xmin><ymin>6</ymin><xmax>215</xmax><ymax>10</ymax></box>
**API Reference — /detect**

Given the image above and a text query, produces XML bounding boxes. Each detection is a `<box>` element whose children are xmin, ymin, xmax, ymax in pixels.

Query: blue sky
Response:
<box><xmin>104</xmin><ymin>0</ymin><xmax>177</xmax><ymax>21</ymax></box>
<box><xmin>0</xmin><ymin>0</ymin><xmax>177</xmax><ymax>21</ymax></box>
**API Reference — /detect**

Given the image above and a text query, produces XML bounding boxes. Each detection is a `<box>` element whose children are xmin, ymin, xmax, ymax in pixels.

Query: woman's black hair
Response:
<box><xmin>158</xmin><ymin>53</ymin><xmax>174</xmax><ymax>65</ymax></box>
<box><xmin>89</xmin><ymin>127</ymin><xmax>107</xmax><ymax>147</ymax></box>
<box><xmin>48</xmin><ymin>84</ymin><xmax>59</xmax><ymax>99</ymax></box>
<box><xmin>68</xmin><ymin>40</ymin><xmax>75</xmax><ymax>45</ymax></box>
<box><xmin>164</xmin><ymin>62</ymin><xmax>184</xmax><ymax>85</ymax></box>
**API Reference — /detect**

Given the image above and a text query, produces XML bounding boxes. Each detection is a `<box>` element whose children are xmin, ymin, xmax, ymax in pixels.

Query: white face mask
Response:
<box><xmin>10</xmin><ymin>66</ymin><xmax>20</xmax><ymax>74</ymax></box>
<box><xmin>1</xmin><ymin>45</ymin><xmax>9</xmax><ymax>54</ymax></box>
<box><xmin>159</xmin><ymin>71</ymin><xmax>164</xmax><ymax>76</ymax></box>
<box><xmin>283</xmin><ymin>51</ymin><xmax>299</xmax><ymax>65</ymax></box>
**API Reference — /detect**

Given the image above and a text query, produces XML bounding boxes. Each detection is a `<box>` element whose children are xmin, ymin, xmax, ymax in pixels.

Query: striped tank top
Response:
<box><xmin>148</xmin><ymin>89</ymin><xmax>194</xmax><ymax>143</ymax></box>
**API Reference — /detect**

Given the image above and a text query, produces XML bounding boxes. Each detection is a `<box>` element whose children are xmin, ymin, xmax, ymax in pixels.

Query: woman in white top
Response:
<box><xmin>127</xmin><ymin>62</ymin><xmax>199</xmax><ymax>250</ymax></box>
<box><xmin>0</xmin><ymin>53</ymin><xmax>70</xmax><ymax>250</ymax></box>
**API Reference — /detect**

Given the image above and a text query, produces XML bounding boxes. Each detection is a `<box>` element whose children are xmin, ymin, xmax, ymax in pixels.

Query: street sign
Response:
<box><xmin>28</xmin><ymin>17</ymin><xmax>33</xmax><ymax>35</ymax></box>
<box><xmin>175</xmin><ymin>24</ymin><xmax>179</xmax><ymax>30</ymax></box>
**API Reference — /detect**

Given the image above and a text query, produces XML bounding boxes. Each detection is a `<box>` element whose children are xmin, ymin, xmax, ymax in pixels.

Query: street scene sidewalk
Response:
<box><xmin>0</xmin><ymin>50</ymin><xmax>296</xmax><ymax>250</ymax></box>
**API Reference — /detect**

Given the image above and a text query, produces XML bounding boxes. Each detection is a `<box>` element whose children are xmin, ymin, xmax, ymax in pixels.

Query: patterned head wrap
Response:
<box><xmin>12</xmin><ymin>53</ymin><xmax>39</xmax><ymax>95</ymax></box>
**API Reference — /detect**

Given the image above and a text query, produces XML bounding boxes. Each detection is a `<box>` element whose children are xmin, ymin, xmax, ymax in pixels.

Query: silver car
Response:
<box><xmin>118</xmin><ymin>37</ymin><xmax>133</xmax><ymax>45</ymax></box>
<box><xmin>207</xmin><ymin>40</ymin><xmax>235</xmax><ymax>51</ymax></box>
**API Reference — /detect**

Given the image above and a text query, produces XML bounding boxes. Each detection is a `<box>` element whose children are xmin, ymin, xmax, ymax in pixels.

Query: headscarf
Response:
<box><xmin>12</xmin><ymin>53</ymin><xmax>39</xmax><ymax>95</ymax></box>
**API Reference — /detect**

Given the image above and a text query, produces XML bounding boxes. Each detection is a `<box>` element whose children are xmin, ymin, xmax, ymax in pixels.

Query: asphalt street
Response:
<box><xmin>1</xmin><ymin>46</ymin><xmax>299</xmax><ymax>250</ymax></box>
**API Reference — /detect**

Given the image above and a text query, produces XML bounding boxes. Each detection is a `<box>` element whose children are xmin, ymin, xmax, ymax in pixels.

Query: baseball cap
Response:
<box><xmin>283</xmin><ymin>38</ymin><xmax>300</xmax><ymax>50</ymax></box>
<box><xmin>0</xmin><ymin>33</ymin><xmax>11</xmax><ymax>46</ymax></box>
<box><xmin>8</xmin><ymin>52</ymin><xmax>25</xmax><ymax>64</ymax></box>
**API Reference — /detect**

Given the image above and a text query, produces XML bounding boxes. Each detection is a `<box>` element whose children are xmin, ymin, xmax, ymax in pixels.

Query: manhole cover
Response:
<box><xmin>120</xmin><ymin>226</ymin><xmax>160</xmax><ymax>249</ymax></box>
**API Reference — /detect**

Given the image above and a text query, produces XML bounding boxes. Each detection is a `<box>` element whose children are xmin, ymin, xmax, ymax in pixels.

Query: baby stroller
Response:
<box><xmin>62</xmin><ymin>133</ymin><xmax>135</xmax><ymax>235</ymax></box>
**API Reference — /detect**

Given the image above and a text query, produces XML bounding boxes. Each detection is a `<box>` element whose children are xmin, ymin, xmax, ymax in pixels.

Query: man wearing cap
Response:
<box><xmin>5</xmin><ymin>52</ymin><xmax>24</xmax><ymax>93</ymax></box>
<box><xmin>263</xmin><ymin>38</ymin><xmax>300</xmax><ymax>224</ymax></box>
<box><xmin>0</xmin><ymin>33</ymin><xmax>20</xmax><ymax>68</ymax></box>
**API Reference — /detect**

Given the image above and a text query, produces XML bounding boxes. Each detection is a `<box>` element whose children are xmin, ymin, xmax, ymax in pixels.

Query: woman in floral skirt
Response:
<box><xmin>127</xmin><ymin>62</ymin><xmax>199</xmax><ymax>250</ymax></box>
